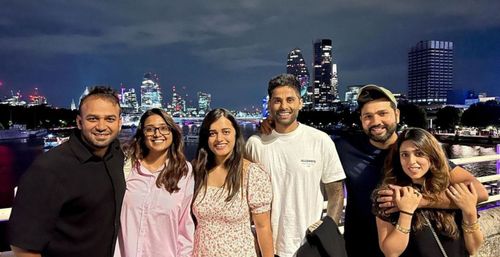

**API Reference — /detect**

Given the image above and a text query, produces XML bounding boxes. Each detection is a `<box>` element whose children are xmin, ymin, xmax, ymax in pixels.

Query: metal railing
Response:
<box><xmin>3</xmin><ymin>156</ymin><xmax>500</xmax><ymax>226</ymax></box>
<box><xmin>451</xmin><ymin>154</ymin><xmax>500</xmax><ymax>206</ymax></box>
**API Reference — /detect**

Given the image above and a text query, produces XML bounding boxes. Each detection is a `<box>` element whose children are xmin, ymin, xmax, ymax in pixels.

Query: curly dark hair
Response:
<box><xmin>373</xmin><ymin>127</ymin><xmax>459</xmax><ymax>239</ymax></box>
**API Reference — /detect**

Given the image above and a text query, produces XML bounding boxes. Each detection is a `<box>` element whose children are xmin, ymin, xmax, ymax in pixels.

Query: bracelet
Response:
<box><xmin>395</xmin><ymin>224</ymin><xmax>411</xmax><ymax>234</ymax></box>
<box><xmin>462</xmin><ymin>220</ymin><xmax>480</xmax><ymax>233</ymax></box>
<box><xmin>399</xmin><ymin>210</ymin><xmax>414</xmax><ymax>216</ymax></box>
<box><xmin>462</xmin><ymin>219</ymin><xmax>479</xmax><ymax>227</ymax></box>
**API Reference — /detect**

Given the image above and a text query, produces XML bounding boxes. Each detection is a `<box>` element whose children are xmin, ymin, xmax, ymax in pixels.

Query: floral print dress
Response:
<box><xmin>193</xmin><ymin>163</ymin><xmax>272</xmax><ymax>257</ymax></box>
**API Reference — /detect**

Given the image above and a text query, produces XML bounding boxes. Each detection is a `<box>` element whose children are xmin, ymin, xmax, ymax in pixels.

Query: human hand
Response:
<box><xmin>446</xmin><ymin>183</ymin><xmax>478</xmax><ymax>216</ymax></box>
<box><xmin>376</xmin><ymin>184</ymin><xmax>400</xmax><ymax>214</ymax></box>
<box><xmin>308</xmin><ymin>219</ymin><xmax>323</xmax><ymax>233</ymax></box>
<box><xmin>259</xmin><ymin>116</ymin><xmax>274</xmax><ymax>135</ymax></box>
<box><xmin>395</xmin><ymin>186</ymin><xmax>421</xmax><ymax>214</ymax></box>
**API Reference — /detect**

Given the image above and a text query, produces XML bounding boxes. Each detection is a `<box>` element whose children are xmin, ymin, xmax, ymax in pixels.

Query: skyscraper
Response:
<box><xmin>197</xmin><ymin>91</ymin><xmax>211</xmax><ymax>116</ymax></box>
<box><xmin>286</xmin><ymin>48</ymin><xmax>312</xmax><ymax>109</ymax></box>
<box><xmin>313</xmin><ymin>39</ymin><xmax>339</xmax><ymax>111</ymax></box>
<box><xmin>344</xmin><ymin>85</ymin><xmax>362</xmax><ymax>104</ymax></box>
<box><xmin>120</xmin><ymin>87</ymin><xmax>139</xmax><ymax>113</ymax></box>
<box><xmin>408</xmin><ymin>40</ymin><xmax>454</xmax><ymax>105</ymax></box>
<box><xmin>345</xmin><ymin>85</ymin><xmax>362</xmax><ymax>111</ymax></box>
<box><xmin>140</xmin><ymin>72</ymin><xmax>162</xmax><ymax>111</ymax></box>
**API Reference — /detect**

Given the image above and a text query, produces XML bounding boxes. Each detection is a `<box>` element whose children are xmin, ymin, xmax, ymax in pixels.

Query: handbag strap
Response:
<box><xmin>423</xmin><ymin>214</ymin><xmax>448</xmax><ymax>257</ymax></box>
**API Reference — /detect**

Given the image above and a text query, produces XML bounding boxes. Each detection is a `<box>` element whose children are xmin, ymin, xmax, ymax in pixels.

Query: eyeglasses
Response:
<box><xmin>144</xmin><ymin>125</ymin><xmax>171</xmax><ymax>136</ymax></box>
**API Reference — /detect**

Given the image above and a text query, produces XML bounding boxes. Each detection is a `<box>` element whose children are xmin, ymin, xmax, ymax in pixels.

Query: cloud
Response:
<box><xmin>192</xmin><ymin>44</ymin><xmax>282</xmax><ymax>69</ymax></box>
<box><xmin>1</xmin><ymin>0</ymin><xmax>499</xmax><ymax>108</ymax></box>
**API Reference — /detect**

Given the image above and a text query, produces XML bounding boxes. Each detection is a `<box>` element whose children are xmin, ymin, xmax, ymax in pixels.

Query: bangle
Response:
<box><xmin>462</xmin><ymin>219</ymin><xmax>478</xmax><ymax>227</ymax></box>
<box><xmin>395</xmin><ymin>224</ymin><xmax>411</xmax><ymax>234</ymax></box>
<box><xmin>399</xmin><ymin>210</ymin><xmax>414</xmax><ymax>216</ymax></box>
<box><xmin>462</xmin><ymin>220</ymin><xmax>480</xmax><ymax>233</ymax></box>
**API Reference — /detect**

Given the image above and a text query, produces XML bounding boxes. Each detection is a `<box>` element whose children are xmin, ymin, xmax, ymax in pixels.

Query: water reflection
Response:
<box><xmin>445</xmin><ymin>144</ymin><xmax>498</xmax><ymax>177</ymax></box>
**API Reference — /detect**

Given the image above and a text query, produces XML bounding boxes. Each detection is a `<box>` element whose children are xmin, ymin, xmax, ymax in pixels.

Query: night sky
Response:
<box><xmin>1</xmin><ymin>0</ymin><xmax>499</xmax><ymax>109</ymax></box>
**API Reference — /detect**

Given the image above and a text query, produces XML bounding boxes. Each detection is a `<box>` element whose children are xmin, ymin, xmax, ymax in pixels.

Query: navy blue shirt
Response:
<box><xmin>334</xmin><ymin>132</ymin><xmax>387</xmax><ymax>257</ymax></box>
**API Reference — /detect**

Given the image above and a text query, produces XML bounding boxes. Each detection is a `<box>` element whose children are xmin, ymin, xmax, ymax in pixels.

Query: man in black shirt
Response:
<box><xmin>8</xmin><ymin>87</ymin><xmax>126</xmax><ymax>257</ymax></box>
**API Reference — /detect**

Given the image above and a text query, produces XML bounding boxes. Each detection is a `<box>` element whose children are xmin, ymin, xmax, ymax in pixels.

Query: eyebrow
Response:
<box><xmin>144</xmin><ymin>123</ymin><xmax>167</xmax><ymax>126</ymax></box>
<box><xmin>85</xmin><ymin>114</ymin><xmax>118</xmax><ymax>118</ymax></box>
<box><xmin>400</xmin><ymin>148</ymin><xmax>420</xmax><ymax>153</ymax></box>
<box><xmin>209</xmin><ymin>128</ymin><xmax>232</xmax><ymax>131</ymax></box>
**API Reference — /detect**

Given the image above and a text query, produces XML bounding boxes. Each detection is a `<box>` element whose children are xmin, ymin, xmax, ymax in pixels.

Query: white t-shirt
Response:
<box><xmin>246</xmin><ymin>123</ymin><xmax>346</xmax><ymax>257</ymax></box>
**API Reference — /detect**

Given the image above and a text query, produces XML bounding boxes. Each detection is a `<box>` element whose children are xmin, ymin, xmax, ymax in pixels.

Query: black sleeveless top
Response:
<box><xmin>399</xmin><ymin>210</ymin><xmax>468</xmax><ymax>257</ymax></box>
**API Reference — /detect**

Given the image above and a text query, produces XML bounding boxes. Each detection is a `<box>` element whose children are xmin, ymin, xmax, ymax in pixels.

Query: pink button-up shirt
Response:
<box><xmin>115</xmin><ymin>161</ymin><xmax>194</xmax><ymax>257</ymax></box>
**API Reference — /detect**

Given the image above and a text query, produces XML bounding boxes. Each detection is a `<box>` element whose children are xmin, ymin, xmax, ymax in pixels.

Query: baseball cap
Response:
<box><xmin>357</xmin><ymin>84</ymin><xmax>397</xmax><ymax>108</ymax></box>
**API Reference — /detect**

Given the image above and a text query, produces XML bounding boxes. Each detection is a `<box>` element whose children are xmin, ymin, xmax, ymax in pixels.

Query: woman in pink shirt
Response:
<box><xmin>192</xmin><ymin>108</ymin><xmax>273</xmax><ymax>257</ymax></box>
<box><xmin>115</xmin><ymin>108</ymin><xmax>194</xmax><ymax>257</ymax></box>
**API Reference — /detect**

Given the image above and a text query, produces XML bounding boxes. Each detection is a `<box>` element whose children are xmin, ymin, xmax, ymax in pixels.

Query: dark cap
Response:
<box><xmin>357</xmin><ymin>84</ymin><xmax>397</xmax><ymax>108</ymax></box>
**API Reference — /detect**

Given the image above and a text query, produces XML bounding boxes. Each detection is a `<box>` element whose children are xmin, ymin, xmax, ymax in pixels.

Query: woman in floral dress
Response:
<box><xmin>192</xmin><ymin>108</ymin><xmax>273</xmax><ymax>257</ymax></box>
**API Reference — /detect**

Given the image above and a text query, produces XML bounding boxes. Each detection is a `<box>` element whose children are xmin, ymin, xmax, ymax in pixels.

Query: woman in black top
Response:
<box><xmin>373</xmin><ymin>128</ymin><xmax>483</xmax><ymax>257</ymax></box>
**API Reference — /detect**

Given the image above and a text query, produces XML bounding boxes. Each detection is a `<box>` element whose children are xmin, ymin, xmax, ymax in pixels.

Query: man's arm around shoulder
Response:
<box><xmin>420</xmin><ymin>166</ymin><xmax>488</xmax><ymax>208</ymax></box>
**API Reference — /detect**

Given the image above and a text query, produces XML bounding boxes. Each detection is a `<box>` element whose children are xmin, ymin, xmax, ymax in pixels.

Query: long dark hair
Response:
<box><xmin>375</xmin><ymin>128</ymin><xmax>458</xmax><ymax>238</ymax></box>
<box><xmin>124</xmin><ymin>108</ymin><xmax>188</xmax><ymax>193</ymax></box>
<box><xmin>193</xmin><ymin>108</ymin><xmax>245</xmax><ymax>202</ymax></box>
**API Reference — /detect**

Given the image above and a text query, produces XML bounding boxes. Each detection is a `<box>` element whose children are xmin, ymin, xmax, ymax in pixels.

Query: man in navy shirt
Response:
<box><xmin>336</xmin><ymin>84</ymin><xmax>488</xmax><ymax>257</ymax></box>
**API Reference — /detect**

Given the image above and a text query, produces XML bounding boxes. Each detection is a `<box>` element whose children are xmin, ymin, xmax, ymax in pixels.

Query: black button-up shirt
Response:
<box><xmin>8</xmin><ymin>131</ymin><xmax>125</xmax><ymax>257</ymax></box>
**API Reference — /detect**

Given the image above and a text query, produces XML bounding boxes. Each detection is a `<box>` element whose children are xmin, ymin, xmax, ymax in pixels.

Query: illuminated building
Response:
<box><xmin>140</xmin><ymin>72</ymin><xmax>163</xmax><ymax>111</ymax></box>
<box><xmin>287</xmin><ymin>48</ymin><xmax>312</xmax><ymax>109</ymax></box>
<box><xmin>197</xmin><ymin>91</ymin><xmax>211</xmax><ymax>116</ymax></box>
<box><xmin>408</xmin><ymin>40</ymin><xmax>453</xmax><ymax>105</ymax></box>
<box><xmin>313</xmin><ymin>39</ymin><xmax>339</xmax><ymax>111</ymax></box>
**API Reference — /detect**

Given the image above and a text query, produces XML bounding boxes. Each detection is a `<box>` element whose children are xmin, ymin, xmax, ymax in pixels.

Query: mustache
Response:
<box><xmin>93</xmin><ymin>131</ymin><xmax>110</xmax><ymax>135</ymax></box>
<box><xmin>369</xmin><ymin>124</ymin><xmax>386</xmax><ymax>131</ymax></box>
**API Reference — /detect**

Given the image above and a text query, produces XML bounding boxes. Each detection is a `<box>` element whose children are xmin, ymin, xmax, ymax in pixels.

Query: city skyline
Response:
<box><xmin>1</xmin><ymin>1</ymin><xmax>499</xmax><ymax>109</ymax></box>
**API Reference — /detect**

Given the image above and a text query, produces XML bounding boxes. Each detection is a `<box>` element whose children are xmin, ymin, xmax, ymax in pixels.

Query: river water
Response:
<box><xmin>444</xmin><ymin>143</ymin><xmax>499</xmax><ymax>177</ymax></box>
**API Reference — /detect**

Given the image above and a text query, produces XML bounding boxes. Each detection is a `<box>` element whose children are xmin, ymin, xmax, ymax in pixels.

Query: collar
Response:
<box><xmin>69</xmin><ymin>130</ymin><xmax>121</xmax><ymax>163</ymax></box>
<box><xmin>270</xmin><ymin>123</ymin><xmax>302</xmax><ymax>139</ymax></box>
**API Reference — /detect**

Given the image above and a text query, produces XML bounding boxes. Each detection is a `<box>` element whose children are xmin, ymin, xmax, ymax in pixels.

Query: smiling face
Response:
<box><xmin>399</xmin><ymin>140</ymin><xmax>431</xmax><ymax>184</ymax></box>
<box><xmin>360</xmin><ymin>98</ymin><xmax>400</xmax><ymax>148</ymax></box>
<box><xmin>268</xmin><ymin>85</ymin><xmax>303</xmax><ymax>133</ymax></box>
<box><xmin>142</xmin><ymin>114</ymin><xmax>173</xmax><ymax>155</ymax></box>
<box><xmin>207</xmin><ymin>116</ymin><xmax>236</xmax><ymax>164</ymax></box>
<box><xmin>77</xmin><ymin>96</ymin><xmax>121</xmax><ymax>157</ymax></box>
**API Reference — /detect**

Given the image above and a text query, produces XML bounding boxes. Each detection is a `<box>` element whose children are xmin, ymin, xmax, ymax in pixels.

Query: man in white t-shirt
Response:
<box><xmin>246</xmin><ymin>74</ymin><xmax>346</xmax><ymax>257</ymax></box>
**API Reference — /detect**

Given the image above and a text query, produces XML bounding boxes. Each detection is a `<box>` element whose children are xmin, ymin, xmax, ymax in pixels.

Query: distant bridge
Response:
<box><xmin>122</xmin><ymin>115</ymin><xmax>262</xmax><ymax>127</ymax></box>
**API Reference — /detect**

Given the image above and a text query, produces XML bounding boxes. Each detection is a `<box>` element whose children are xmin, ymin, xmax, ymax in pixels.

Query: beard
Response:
<box><xmin>365</xmin><ymin>123</ymin><xmax>397</xmax><ymax>143</ymax></box>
